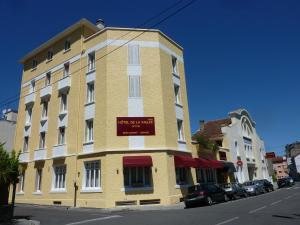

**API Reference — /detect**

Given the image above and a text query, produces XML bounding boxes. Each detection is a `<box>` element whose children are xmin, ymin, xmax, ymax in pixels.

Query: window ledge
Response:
<box><xmin>63</xmin><ymin>48</ymin><xmax>71</xmax><ymax>54</ymax></box>
<box><xmin>53</xmin><ymin>144</ymin><xmax>66</xmax><ymax>148</ymax></box>
<box><xmin>84</xmin><ymin>101</ymin><xmax>95</xmax><ymax>107</ymax></box>
<box><xmin>178</xmin><ymin>140</ymin><xmax>186</xmax><ymax>144</ymax></box>
<box><xmin>121</xmin><ymin>186</ymin><xmax>153</xmax><ymax>192</ymax></box>
<box><xmin>25</xmin><ymin>122</ymin><xmax>31</xmax><ymax>128</ymax></box>
<box><xmin>86</xmin><ymin>69</ymin><xmax>96</xmax><ymax>75</ymax></box>
<box><xmin>40</xmin><ymin>117</ymin><xmax>48</xmax><ymax>123</ymax></box>
<box><xmin>31</xmin><ymin>68</ymin><xmax>37</xmax><ymax>72</ymax></box>
<box><xmin>32</xmin><ymin>191</ymin><xmax>42</xmax><ymax>195</ymax></box>
<box><xmin>46</xmin><ymin>59</ymin><xmax>53</xmax><ymax>64</ymax></box>
<box><xmin>16</xmin><ymin>192</ymin><xmax>24</xmax><ymax>195</ymax></box>
<box><xmin>83</xmin><ymin>141</ymin><xmax>94</xmax><ymax>146</ymax></box>
<box><xmin>175</xmin><ymin>184</ymin><xmax>189</xmax><ymax>189</ymax></box>
<box><xmin>175</xmin><ymin>103</ymin><xmax>183</xmax><ymax>108</ymax></box>
<box><xmin>80</xmin><ymin>188</ymin><xmax>102</xmax><ymax>193</ymax></box>
<box><xmin>172</xmin><ymin>72</ymin><xmax>180</xmax><ymax>78</ymax></box>
<box><xmin>59</xmin><ymin>111</ymin><xmax>68</xmax><ymax>117</ymax></box>
<box><xmin>49</xmin><ymin>189</ymin><xmax>67</xmax><ymax>193</ymax></box>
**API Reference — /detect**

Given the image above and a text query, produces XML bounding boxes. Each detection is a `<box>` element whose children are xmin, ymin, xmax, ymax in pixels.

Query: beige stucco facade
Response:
<box><xmin>13</xmin><ymin>19</ymin><xmax>196</xmax><ymax>208</ymax></box>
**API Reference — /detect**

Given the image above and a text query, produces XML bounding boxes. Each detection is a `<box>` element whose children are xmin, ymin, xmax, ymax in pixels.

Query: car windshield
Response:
<box><xmin>243</xmin><ymin>181</ymin><xmax>254</xmax><ymax>186</ymax></box>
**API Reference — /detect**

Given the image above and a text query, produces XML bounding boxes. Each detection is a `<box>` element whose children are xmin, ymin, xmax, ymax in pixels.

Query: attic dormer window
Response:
<box><xmin>47</xmin><ymin>49</ymin><xmax>53</xmax><ymax>61</ymax></box>
<box><xmin>64</xmin><ymin>39</ymin><xmax>71</xmax><ymax>51</ymax></box>
<box><xmin>32</xmin><ymin>60</ymin><xmax>37</xmax><ymax>69</ymax></box>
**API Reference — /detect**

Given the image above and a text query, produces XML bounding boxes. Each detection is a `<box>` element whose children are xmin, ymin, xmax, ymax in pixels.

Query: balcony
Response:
<box><xmin>34</xmin><ymin>149</ymin><xmax>47</xmax><ymax>161</ymax></box>
<box><xmin>40</xmin><ymin>85</ymin><xmax>52</xmax><ymax>99</ymax></box>
<box><xmin>19</xmin><ymin>152</ymin><xmax>29</xmax><ymax>163</ymax></box>
<box><xmin>24</xmin><ymin>92</ymin><xmax>35</xmax><ymax>105</ymax></box>
<box><xmin>52</xmin><ymin>144</ymin><xmax>67</xmax><ymax>158</ymax></box>
<box><xmin>57</xmin><ymin>76</ymin><xmax>71</xmax><ymax>92</ymax></box>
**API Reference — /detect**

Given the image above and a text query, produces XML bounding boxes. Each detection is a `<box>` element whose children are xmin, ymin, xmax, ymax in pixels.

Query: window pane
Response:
<box><xmin>124</xmin><ymin>168</ymin><xmax>129</xmax><ymax>186</ymax></box>
<box><xmin>128</xmin><ymin>45</ymin><xmax>139</xmax><ymax>65</ymax></box>
<box><xmin>144</xmin><ymin>167</ymin><xmax>151</xmax><ymax>186</ymax></box>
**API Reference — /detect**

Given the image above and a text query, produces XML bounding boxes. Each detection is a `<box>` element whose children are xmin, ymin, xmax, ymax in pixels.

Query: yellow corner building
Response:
<box><xmin>13</xmin><ymin>18</ymin><xmax>197</xmax><ymax>208</ymax></box>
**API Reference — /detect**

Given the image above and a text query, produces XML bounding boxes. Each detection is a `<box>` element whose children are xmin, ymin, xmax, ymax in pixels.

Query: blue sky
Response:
<box><xmin>0</xmin><ymin>0</ymin><xmax>299</xmax><ymax>155</ymax></box>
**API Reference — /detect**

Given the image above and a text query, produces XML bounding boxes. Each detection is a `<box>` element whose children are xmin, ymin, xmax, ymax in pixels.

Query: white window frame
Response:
<box><xmin>88</xmin><ymin>52</ymin><xmax>95</xmax><ymax>72</ymax></box>
<box><xmin>175</xmin><ymin>167</ymin><xmax>187</xmax><ymax>185</ymax></box>
<box><xmin>45</xmin><ymin>72</ymin><xmax>51</xmax><ymax>86</ymax></box>
<box><xmin>123</xmin><ymin>167</ymin><xmax>151</xmax><ymax>187</ymax></box>
<box><xmin>25</xmin><ymin>106</ymin><xmax>32</xmax><ymax>124</ymax></box>
<box><xmin>41</xmin><ymin>101</ymin><xmax>48</xmax><ymax>119</ymax></box>
<box><xmin>128</xmin><ymin>75</ymin><xmax>141</xmax><ymax>98</ymax></box>
<box><xmin>174</xmin><ymin>84</ymin><xmax>181</xmax><ymax>105</ymax></box>
<box><xmin>47</xmin><ymin>49</ymin><xmax>53</xmax><ymax>61</ymax></box>
<box><xmin>63</xmin><ymin>63</ymin><xmax>70</xmax><ymax>77</ymax></box>
<box><xmin>23</xmin><ymin>136</ymin><xmax>29</xmax><ymax>153</ymax></box>
<box><xmin>30</xmin><ymin>80</ymin><xmax>35</xmax><ymax>93</ymax></box>
<box><xmin>64</xmin><ymin>39</ymin><xmax>71</xmax><ymax>51</ymax></box>
<box><xmin>18</xmin><ymin>171</ymin><xmax>25</xmax><ymax>193</ymax></box>
<box><xmin>39</xmin><ymin>132</ymin><xmax>46</xmax><ymax>149</ymax></box>
<box><xmin>52</xmin><ymin>165</ymin><xmax>66</xmax><ymax>191</ymax></box>
<box><xmin>83</xmin><ymin>161</ymin><xmax>101</xmax><ymax>190</ymax></box>
<box><xmin>86</xmin><ymin>82</ymin><xmax>95</xmax><ymax>103</ymax></box>
<box><xmin>58</xmin><ymin>127</ymin><xmax>65</xmax><ymax>145</ymax></box>
<box><xmin>35</xmin><ymin>168</ymin><xmax>42</xmax><ymax>192</ymax></box>
<box><xmin>172</xmin><ymin>56</ymin><xmax>178</xmax><ymax>75</ymax></box>
<box><xmin>60</xmin><ymin>93</ymin><xmax>67</xmax><ymax>113</ymax></box>
<box><xmin>85</xmin><ymin>120</ymin><xmax>94</xmax><ymax>143</ymax></box>
<box><xmin>128</xmin><ymin>44</ymin><xmax>140</xmax><ymax>65</ymax></box>
<box><xmin>32</xmin><ymin>60</ymin><xmax>37</xmax><ymax>70</ymax></box>
<box><xmin>177</xmin><ymin>119</ymin><xmax>185</xmax><ymax>141</ymax></box>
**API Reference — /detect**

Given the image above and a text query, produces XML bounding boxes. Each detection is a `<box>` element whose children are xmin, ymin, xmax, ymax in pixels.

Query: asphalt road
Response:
<box><xmin>13</xmin><ymin>183</ymin><xmax>300</xmax><ymax>225</ymax></box>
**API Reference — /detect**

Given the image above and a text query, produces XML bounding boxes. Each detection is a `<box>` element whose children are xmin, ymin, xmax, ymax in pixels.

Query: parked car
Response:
<box><xmin>242</xmin><ymin>181</ymin><xmax>265</xmax><ymax>195</ymax></box>
<box><xmin>220</xmin><ymin>183</ymin><xmax>248</xmax><ymax>200</ymax></box>
<box><xmin>184</xmin><ymin>184</ymin><xmax>229</xmax><ymax>208</ymax></box>
<box><xmin>277</xmin><ymin>177</ymin><xmax>295</xmax><ymax>188</ymax></box>
<box><xmin>256</xmin><ymin>179</ymin><xmax>274</xmax><ymax>192</ymax></box>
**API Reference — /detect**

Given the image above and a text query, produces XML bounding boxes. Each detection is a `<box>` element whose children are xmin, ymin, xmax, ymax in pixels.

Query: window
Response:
<box><xmin>35</xmin><ymin>168</ymin><xmax>42</xmax><ymax>192</ymax></box>
<box><xmin>63</xmin><ymin>63</ymin><xmax>70</xmax><ymax>77</ymax></box>
<box><xmin>128</xmin><ymin>76</ymin><xmax>141</xmax><ymax>97</ymax></box>
<box><xmin>42</xmin><ymin>101</ymin><xmax>48</xmax><ymax>118</ymax></box>
<box><xmin>25</xmin><ymin>106</ymin><xmax>32</xmax><ymax>124</ymax></box>
<box><xmin>88</xmin><ymin>52</ymin><xmax>95</xmax><ymax>72</ymax></box>
<box><xmin>172</xmin><ymin>56</ymin><xmax>178</xmax><ymax>74</ymax></box>
<box><xmin>124</xmin><ymin>167</ymin><xmax>151</xmax><ymax>187</ymax></box>
<box><xmin>39</xmin><ymin>132</ymin><xmax>46</xmax><ymax>149</ymax></box>
<box><xmin>196</xmin><ymin>168</ymin><xmax>206</xmax><ymax>183</ymax></box>
<box><xmin>235</xmin><ymin>141</ymin><xmax>240</xmax><ymax>156</ymax></box>
<box><xmin>219</xmin><ymin>151</ymin><xmax>227</xmax><ymax>161</ymax></box>
<box><xmin>18</xmin><ymin>171</ymin><xmax>25</xmax><ymax>192</ymax></box>
<box><xmin>86</xmin><ymin>82</ymin><xmax>94</xmax><ymax>103</ymax></box>
<box><xmin>177</xmin><ymin>119</ymin><xmax>184</xmax><ymax>141</ymax></box>
<box><xmin>23</xmin><ymin>136</ymin><xmax>29</xmax><ymax>152</ymax></box>
<box><xmin>60</xmin><ymin>93</ymin><xmax>67</xmax><ymax>112</ymax></box>
<box><xmin>84</xmin><ymin>161</ymin><xmax>100</xmax><ymax>189</ymax></box>
<box><xmin>30</xmin><ymin>80</ymin><xmax>35</xmax><ymax>93</ymax></box>
<box><xmin>128</xmin><ymin>44</ymin><xmax>140</xmax><ymax>65</ymax></box>
<box><xmin>58</xmin><ymin>127</ymin><xmax>65</xmax><ymax>145</ymax></box>
<box><xmin>176</xmin><ymin>168</ymin><xmax>187</xmax><ymax>185</ymax></box>
<box><xmin>205</xmin><ymin>168</ymin><xmax>216</xmax><ymax>183</ymax></box>
<box><xmin>174</xmin><ymin>84</ymin><xmax>181</xmax><ymax>104</ymax></box>
<box><xmin>53</xmin><ymin>165</ymin><xmax>66</xmax><ymax>190</ymax></box>
<box><xmin>64</xmin><ymin>39</ymin><xmax>71</xmax><ymax>51</ymax></box>
<box><xmin>47</xmin><ymin>50</ymin><xmax>53</xmax><ymax>61</ymax></box>
<box><xmin>32</xmin><ymin>60</ymin><xmax>37</xmax><ymax>69</ymax></box>
<box><xmin>85</xmin><ymin>120</ymin><xmax>94</xmax><ymax>142</ymax></box>
<box><xmin>45</xmin><ymin>72</ymin><xmax>51</xmax><ymax>86</ymax></box>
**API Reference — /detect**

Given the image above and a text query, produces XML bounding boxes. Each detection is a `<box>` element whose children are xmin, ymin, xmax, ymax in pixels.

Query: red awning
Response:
<box><xmin>194</xmin><ymin>158</ymin><xmax>210</xmax><ymax>168</ymax></box>
<box><xmin>123</xmin><ymin>156</ymin><xmax>153</xmax><ymax>167</ymax></box>
<box><xmin>174</xmin><ymin>155</ymin><xmax>197</xmax><ymax>168</ymax></box>
<box><xmin>206</xmin><ymin>159</ymin><xmax>224</xmax><ymax>169</ymax></box>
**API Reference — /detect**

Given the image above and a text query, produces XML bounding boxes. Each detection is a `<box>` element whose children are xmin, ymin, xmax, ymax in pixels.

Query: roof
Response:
<box><xmin>192</xmin><ymin>118</ymin><xmax>232</xmax><ymax>140</ymax></box>
<box><xmin>19</xmin><ymin>18</ymin><xmax>99</xmax><ymax>64</ymax></box>
<box><xmin>229</xmin><ymin>108</ymin><xmax>256</xmax><ymax>127</ymax></box>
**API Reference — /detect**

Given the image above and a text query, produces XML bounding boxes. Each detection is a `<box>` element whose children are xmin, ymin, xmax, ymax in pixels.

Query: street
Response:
<box><xmin>13</xmin><ymin>183</ymin><xmax>300</xmax><ymax>225</ymax></box>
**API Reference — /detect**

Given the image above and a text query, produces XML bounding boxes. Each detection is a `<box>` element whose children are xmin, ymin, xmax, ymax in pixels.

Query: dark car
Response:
<box><xmin>256</xmin><ymin>179</ymin><xmax>274</xmax><ymax>192</ymax></box>
<box><xmin>220</xmin><ymin>183</ymin><xmax>248</xmax><ymax>200</ymax></box>
<box><xmin>243</xmin><ymin>181</ymin><xmax>265</xmax><ymax>195</ymax></box>
<box><xmin>277</xmin><ymin>177</ymin><xmax>295</xmax><ymax>188</ymax></box>
<box><xmin>184</xmin><ymin>184</ymin><xmax>229</xmax><ymax>208</ymax></box>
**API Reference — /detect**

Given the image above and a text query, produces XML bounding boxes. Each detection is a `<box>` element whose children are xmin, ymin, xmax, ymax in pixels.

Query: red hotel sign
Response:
<box><xmin>117</xmin><ymin>117</ymin><xmax>155</xmax><ymax>136</ymax></box>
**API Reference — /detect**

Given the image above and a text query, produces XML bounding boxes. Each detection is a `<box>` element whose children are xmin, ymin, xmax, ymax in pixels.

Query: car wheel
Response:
<box><xmin>206</xmin><ymin>196</ymin><xmax>213</xmax><ymax>206</ymax></box>
<box><xmin>224</xmin><ymin>194</ymin><xmax>230</xmax><ymax>202</ymax></box>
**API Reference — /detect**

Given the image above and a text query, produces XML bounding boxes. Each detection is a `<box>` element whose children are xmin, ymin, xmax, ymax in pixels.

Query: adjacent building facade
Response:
<box><xmin>193</xmin><ymin>109</ymin><xmax>270</xmax><ymax>184</ymax></box>
<box><xmin>13</xmin><ymin>19</ymin><xmax>196</xmax><ymax>208</ymax></box>
<box><xmin>285</xmin><ymin>142</ymin><xmax>300</xmax><ymax>181</ymax></box>
<box><xmin>0</xmin><ymin>109</ymin><xmax>18</xmax><ymax>154</ymax></box>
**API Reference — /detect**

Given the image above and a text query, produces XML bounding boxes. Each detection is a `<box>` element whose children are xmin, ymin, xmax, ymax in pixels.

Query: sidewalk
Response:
<box><xmin>1</xmin><ymin>219</ymin><xmax>40</xmax><ymax>225</ymax></box>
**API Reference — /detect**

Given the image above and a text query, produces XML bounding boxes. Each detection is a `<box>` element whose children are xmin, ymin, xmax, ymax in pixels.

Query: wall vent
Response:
<box><xmin>115</xmin><ymin>200</ymin><xmax>137</xmax><ymax>206</ymax></box>
<box><xmin>140</xmin><ymin>199</ymin><xmax>161</xmax><ymax>205</ymax></box>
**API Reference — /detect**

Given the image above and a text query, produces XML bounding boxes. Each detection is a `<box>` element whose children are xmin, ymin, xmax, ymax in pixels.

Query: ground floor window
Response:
<box><xmin>35</xmin><ymin>168</ymin><xmax>42</xmax><ymax>192</ymax></box>
<box><xmin>53</xmin><ymin>165</ymin><xmax>66</xmax><ymax>190</ymax></box>
<box><xmin>18</xmin><ymin>171</ymin><xmax>25</xmax><ymax>192</ymax></box>
<box><xmin>196</xmin><ymin>168</ymin><xmax>206</xmax><ymax>183</ymax></box>
<box><xmin>84</xmin><ymin>161</ymin><xmax>100</xmax><ymax>189</ymax></box>
<box><xmin>176</xmin><ymin>168</ymin><xmax>188</xmax><ymax>185</ymax></box>
<box><xmin>196</xmin><ymin>168</ymin><xmax>216</xmax><ymax>184</ymax></box>
<box><xmin>124</xmin><ymin>167</ymin><xmax>151</xmax><ymax>187</ymax></box>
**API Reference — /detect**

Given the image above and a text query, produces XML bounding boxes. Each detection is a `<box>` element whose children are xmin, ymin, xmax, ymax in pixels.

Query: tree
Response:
<box><xmin>195</xmin><ymin>136</ymin><xmax>219</xmax><ymax>152</ymax></box>
<box><xmin>0</xmin><ymin>143</ymin><xmax>20</xmax><ymax>218</ymax></box>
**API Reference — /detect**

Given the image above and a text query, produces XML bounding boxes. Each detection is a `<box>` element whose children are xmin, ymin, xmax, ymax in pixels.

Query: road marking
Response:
<box><xmin>215</xmin><ymin>217</ymin><xmax>239</xmax><ymax>225</ymax></box>
<box><xmin>249</xmin><ymin>206</ymin><xmax>266</xmax><ymax>214</ymax></box>
<box><xmin>284</xmin><ymin>195</ymin><xmax>293</xmax><ymax>199</ymax></box>
<box><xmin>64</xmin><ymin>215</ymin><xmax>122</xmax><ymax>225</ymax></box>
<box><xmin>270</xmin><ymin>200</ymin><xmax>282</xmax><ymax>206</ymax></box>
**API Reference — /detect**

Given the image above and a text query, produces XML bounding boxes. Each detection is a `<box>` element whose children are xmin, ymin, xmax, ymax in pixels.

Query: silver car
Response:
<box><xmin>243</xmin><ymin>181</ymin><xmax>265</xmax><ymax>195</ymax></box>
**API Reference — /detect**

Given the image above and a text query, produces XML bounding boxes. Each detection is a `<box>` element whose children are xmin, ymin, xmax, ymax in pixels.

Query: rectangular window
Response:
<box><xmin>176</xmin><ymin>168</ymin><xmax>187</xmax><ymax>185</ymax></box>
<box><xmin>64</xmin><ymin>39</ymin><xmax>71</xmax><ymax>51</ymax></box>
<box><xmin>53</xmin><ymin>165</ymin><xmax>66</xmax><ymax>190</ymax></box>
<box><xmin>45</xmin><ymin>72</ymin><xmax>51</xmax><ymax>86</ymax></box>
<box><xmin>32</xmin><ymin>60</ymin><xmax>37</xmax><ymax>69</ymax></box>
<box><xmin>174</xmin><ymin>84</ymin><xmax>181</xmax><ymax>104</ymax></box>
<box><xmin>128</xmin><ymin>44</ymin><xmax>140</xmax><ymax>65</ymax></box>
<box><xmin>39</xmin><ymin>132</ymin><xmax>46</xmax><ymax>149</ymax></box>
<box><xmin>205</xmin><ymin>168</ymin><xmax>216</xmax><ymax>183</ymax></box>
<box><xmin>123</xmin><ymin>167</ymin><xmax>151</xmax><ymax>187</ymax></box>
<box><xmin>85</xmin><ymin>120</ymin><xmax>94</xmax><ymax>142</ymax></box>
<box><xmin>60</xmin><ymin>94</ymin><xmax>67</xmax><ymax>112</ymax></box>
<box><xmin>63</xmin><ymin>63</ymin><xmax>70</xmax><ymax>77</ymax></box>
<box><xmin>30</xmin><ymin>80</ymin><xmax>35</xmax><ymax>93</ymax></box>
<box><xmin>177</xmin><ymin>119</ymin><xmax>184</xmax><ymax>141</ymax></box>
<box><xmin>88</xmin><ymin>52</ymin><xmax>95</xmax><ymax>72</ymax></box>
<box><xmin>42</xmin><ymin>101</ymin><xmax>48</xmax><ymax>118</ymax></box>
<box><xmin>18</xmin><ymin>171</ymin><xmax>25</xmax><ymax>192</ymax></box>
<box><xmin>84</xmin><ymin>161</ymin><xmax>100</xmax><ymax>189</ymax></box>
<box><xmin>86</xmin><ymin>82</ymin><xmax>95</xmax><ymax>103</ymax></box>
<box><xmin>196</xmin><ymin>168</ymin><xmax>206</xmax><ymax>183</ymax></box>
<box><xmin>172</xmin><ymin>56</ymin><xmax>178</xmax><ymax>74</ymax></box>
<box><xmin>23</xmin><ymin>136</ymin><xmax>29</xmax><ymax>152</ymax></box>
<box><xmin>219</xmin><ymin>151</ymin><xmax>227</xmax><ymax>161</ymax></box>
<box><xmin>47</xmin><ymin>50</ymin><xmax>53</xmax><ymax>61</ymax></box>
<box><xmin>35</xmin><ymin>168</ymin><xmax>42</xmax><ymax>192</ymax></box>
<box><xmin>128</xmin><ymin>76</ymin><xmax>141</xmax><ymax>97</ymax></box>
<box><xmin>58</xmin><ymin>127</ymin><xmax>65</xmax><ymax>145</ymax></box>
<box><xmin>25</xmin><ymin>106</ymin><xmax>32</xmax><ymax>123</ymax></box>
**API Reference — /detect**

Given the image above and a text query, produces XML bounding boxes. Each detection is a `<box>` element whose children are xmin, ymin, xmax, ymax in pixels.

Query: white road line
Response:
<box><xmin>215</xmin><ymin>216</ymin><xmax>239</xmax><ymax>225</ymax></box>
<box><xmin>64</xmin><ymin>215</ymin><xmax>122</xmax><ymax>225</ymax></box>
<box><xmin>270</xmin><ymin>200</ymin><xmax>282</xmax><ymax>206</ymax></box>
<box><xmin>248</xmin><ymin>206</ymin><xmax>266</xmax><ymax>214</ymax></box>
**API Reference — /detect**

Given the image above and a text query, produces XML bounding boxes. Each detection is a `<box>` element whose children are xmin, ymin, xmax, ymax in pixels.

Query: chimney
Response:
<box><xmin>199</xmin><ymin>120</ymin><xmax>205</xmax><ymax>130</ymax></box>
<box><xmin>96</xmin><ymin>19</ymin><xmax>105</xmax><ymax>30</ymax></box>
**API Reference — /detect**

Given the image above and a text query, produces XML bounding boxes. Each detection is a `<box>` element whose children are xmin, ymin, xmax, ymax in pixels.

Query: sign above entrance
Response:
<box><xmin>117</xmin><ymin>117</ymin><xmax>155</xmax><ymax>136</ymax></box>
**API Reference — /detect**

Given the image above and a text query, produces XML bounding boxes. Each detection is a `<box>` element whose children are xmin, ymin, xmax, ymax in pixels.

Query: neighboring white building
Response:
<box><xmin>285</xmin><ymin>141</ymin><xmax>300</xmax><ymax>180</ymax></box>
<box><xmin>221</xmin><ymin>109</ymin><xmax>270</xmax><ymax>182</ymax></box>
<box><xmin>0</xmin><ymin>109</ymin><xmax>17</xmax><ymax>154</ymax></box>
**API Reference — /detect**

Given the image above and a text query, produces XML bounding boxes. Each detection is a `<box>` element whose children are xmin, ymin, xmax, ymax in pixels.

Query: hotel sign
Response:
<box><xmin>117</xmin><ymin>117</ymin><xmax>155</xmax><ymax>136</ymax></box>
